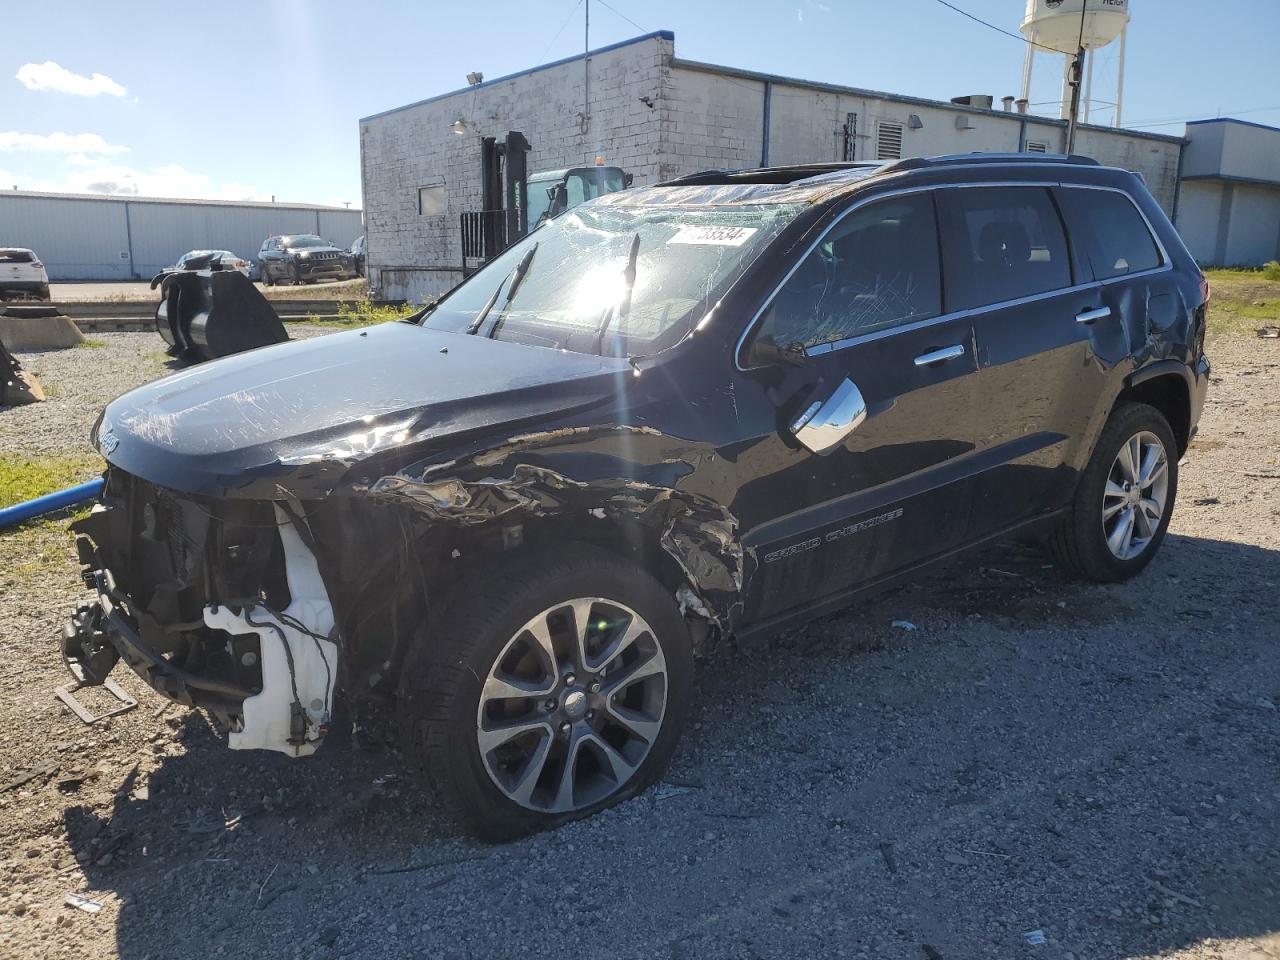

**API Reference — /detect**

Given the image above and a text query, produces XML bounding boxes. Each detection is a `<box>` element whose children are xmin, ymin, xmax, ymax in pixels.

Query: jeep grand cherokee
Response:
<box><xmin>63</xmin><ymin>154</ymin><xmax>1209</xmax><ymax>839</ymax></box>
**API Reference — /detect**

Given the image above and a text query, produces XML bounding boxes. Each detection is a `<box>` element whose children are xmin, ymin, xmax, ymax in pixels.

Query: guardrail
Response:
<box><xmin>49</xmin><ymin>299</ymin><xmax>346</xmax><ymax>318</ymax></box>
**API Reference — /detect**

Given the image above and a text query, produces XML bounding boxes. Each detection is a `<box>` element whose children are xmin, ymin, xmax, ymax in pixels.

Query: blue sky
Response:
<box><xmin>2</xmin><ymin>0</ymin><xmax>1277</xmax><ymax>206</ymax></box>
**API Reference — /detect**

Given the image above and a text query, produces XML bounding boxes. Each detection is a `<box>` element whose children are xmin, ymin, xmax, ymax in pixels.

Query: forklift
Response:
<box><xmin>460</xmin><ymin>131</ymin><xmax>631</xmax><ymax>276</ymax></box>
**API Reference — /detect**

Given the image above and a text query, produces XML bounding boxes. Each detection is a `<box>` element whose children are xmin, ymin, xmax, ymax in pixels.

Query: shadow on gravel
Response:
<box><xmin>67</xmin><ymin>532</ymin><xmax>1280</xmax><ymax>960</ymax></box>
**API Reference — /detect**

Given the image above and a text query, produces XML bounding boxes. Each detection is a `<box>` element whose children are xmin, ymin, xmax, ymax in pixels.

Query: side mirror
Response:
<box><xmin>750</xmin><ymin>333</ymin><xmax>807</xmax><ymax>368</ymax></box>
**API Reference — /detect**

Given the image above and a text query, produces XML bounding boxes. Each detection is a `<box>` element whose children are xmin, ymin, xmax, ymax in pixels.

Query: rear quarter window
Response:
<box><xmin>1062</xmin><ymin>188</ymin><xmax>1162</xmax><ymax>280</ymax></box>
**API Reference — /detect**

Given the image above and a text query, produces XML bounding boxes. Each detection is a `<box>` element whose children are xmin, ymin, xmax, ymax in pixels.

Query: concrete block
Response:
<box><xmin>0</xmin><ymin>314</ymin><xmax>85</xmax><ymax>349</ymax></box>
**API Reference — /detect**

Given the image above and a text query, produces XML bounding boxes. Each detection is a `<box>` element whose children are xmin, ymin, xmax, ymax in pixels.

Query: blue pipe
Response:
<box><xmin>0</xmin><ymin>477</ymin><xmax>105</xmax><ymax>530</ymax></box>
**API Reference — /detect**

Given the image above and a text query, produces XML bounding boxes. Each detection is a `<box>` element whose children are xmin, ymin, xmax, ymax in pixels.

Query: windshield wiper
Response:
<box><xmin>591</xmin><ymin>232</ymin><xmax>640</xmax><ymax>356</ymax></box>
<box><xmin>466</xmin><ymin>242</ymin><xmax>537</xmax><ymax>336</ymax></box>
<box><xmin>485</xmin><ymin>243</ymin><xmax>539</xmax><ymax>340</ymax></box>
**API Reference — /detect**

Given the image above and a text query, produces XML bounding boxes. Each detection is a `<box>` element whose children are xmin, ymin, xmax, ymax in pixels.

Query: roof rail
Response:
<box><xmin>656</xmin><ymin>162</ymin><xmax>879</xmax><ymax>187</ymax></box>
<box><xmin>877</xmin><ymin>152</ymin><xmax>1100</xmax><ymax>175</ymax></box>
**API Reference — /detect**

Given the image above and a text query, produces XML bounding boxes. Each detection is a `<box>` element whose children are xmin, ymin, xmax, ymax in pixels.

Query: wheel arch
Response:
<box><xmin>1117</xmin><ymin>362</ymin><xmax>1193</xmax><ymax>456</ymax></box>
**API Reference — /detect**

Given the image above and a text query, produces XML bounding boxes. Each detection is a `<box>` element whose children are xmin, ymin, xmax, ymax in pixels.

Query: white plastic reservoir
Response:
<box><xmin>1020</xmin><ymin>0</ymin><xmax>1130</xmax><ymax>54</ymax></box>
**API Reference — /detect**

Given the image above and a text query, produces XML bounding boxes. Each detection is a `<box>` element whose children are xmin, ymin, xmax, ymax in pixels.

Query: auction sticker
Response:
<box><xmin>667</xmin><ymin>225</ymin><xmax>758</xmax><ymax>246</ymax></box>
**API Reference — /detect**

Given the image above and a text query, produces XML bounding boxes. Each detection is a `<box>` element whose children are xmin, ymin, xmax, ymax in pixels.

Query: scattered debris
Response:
<box><xmin>879</xmin><ymin>841</ymin><xmax>898</xmax><ymax>874</ymax></box>
<box><xmin>256</xmin><ymin>864</ymin><xmax>280</xmax><ymax>908</ymax></box>
<box><xmin>1243</xmin><ymin>471</ymin><xmax>1280</xmax><ymax>479</ymax></box>
<box><xmin>1149</xmin><ymin>878</ymin><xmax>1203</xmax><ymax>908</ymax></box>
<box><xmin>922</xmin><ymin>945</ymin><xmax>945</xmax><ymax>960</ymax></box>
<box><xmin>943</xmin><ymin>853</ymin><xmax>971</xmax><ymax>866</ymax></box>
<box><xmin>1177</xmin><ymin>609</ymin><xmax>1212</xmax><ymax>619</ymax></box>
<box><xmin>0</xmin><ymin>335</ymin><xmax>45</xmax><ymax>406</ymax></box>
<box><xmin>962</xmin><ymin>848</ymin><xmax>1012</xmax><ymax>860</ymax></box>
<box><xmin>891</xmin><ymin>620</ymin><xmax>918</xmax><ymax>631</ymax></box>
<box><xmin>2</xmin><ymin>760</ymin><xmax>57</xmax><ymax>793</ymax></box>
<box><xmin>367</xmin><ymin>854</ymin><xmax>487</xmax><ymax>877</ymax></box>
<box><xmin>1024</xmin><ymin>930</ymin><xmax>1047</xmax><ymax>946</ymax></box>
<box><xmin>1257</xmin><ymin>325</ymin><xmax>1279</xmax><ymax>338</ymax></box>
<box><xmin>63</xmin><ymin>893</ymin><xmax>103</xmax><ymax>914</ymax></box>
<box><xmin>1193</xmin><ymin>496</ymin><xmax>1221</xmax><ymax>506</ymax></box>
<box><xmin>54</xmin><ymin>678</ymin><xmax>137</xmax><ymax>725</ymax></box>
<box><xmin>983</xmin><ymin>567</ymin><xmax>1027</xmax><ymax>580</ymax></box>
<box><xmin>655</xmin><ymin>783</ymin><xmax>697</xmax><ymax>801</ymax></box>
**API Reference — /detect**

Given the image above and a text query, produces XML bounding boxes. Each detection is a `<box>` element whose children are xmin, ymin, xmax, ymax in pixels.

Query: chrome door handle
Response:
<box><xmin>1076</xmin><ymin>306</ymin><xmax>1112</xmax><ymax>324</ymax></box>
<box><xmin>790</xmin><ymin>377</ymin><xmax>868</xmax><ymax>455</ymax></box>
<box><xmin>913</xmin><ymin>344</ymin><xmax>965</xmax><ymax>367</ymax></box>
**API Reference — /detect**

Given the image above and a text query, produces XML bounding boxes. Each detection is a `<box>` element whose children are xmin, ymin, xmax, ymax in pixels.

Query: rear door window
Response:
<box><xmin>1061</xmin><ymin>187</ymin><xmax>1162</xmax><ymax>279</ymax></box>
<box><xmin>942</xmin><ymin>187</ymin><xmax>1071</xmax><ymax>310</ymax></box>
<box><xmin>755</xmin><ymin>192</ymin><xmax>943</xmax><ymax>349</ymax></box>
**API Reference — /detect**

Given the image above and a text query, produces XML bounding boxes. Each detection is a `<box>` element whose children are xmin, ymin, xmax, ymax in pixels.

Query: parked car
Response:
<box><xmin>167</xmin><ymin>249</ymin><xmax>252</xmax><ymax>277</ymax></box>
<box><xmin>0</xmin><ymin>247</ymin><xmax>50</xmax><ymax>301</ymax></box>
<box><xmin>258</xmin><ymin>234</ymin><xmax>356</xmax><ymax>285</ymax></box>
<box><xmin>65</xmin><ymin>154</ymin><xmax>1209</xmax><ymax>840</ymax></box>
<box><xmin>350</xmin><ymin>235</ymin><xmax>366</xmax><ymax>277</ymax></box>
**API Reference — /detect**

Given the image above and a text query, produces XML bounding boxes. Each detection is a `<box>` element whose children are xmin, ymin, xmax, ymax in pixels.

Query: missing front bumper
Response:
<box><xmin>64</xmin><ymin>501</ymin><xmax>339</xmax><ymax>757</ymax></box>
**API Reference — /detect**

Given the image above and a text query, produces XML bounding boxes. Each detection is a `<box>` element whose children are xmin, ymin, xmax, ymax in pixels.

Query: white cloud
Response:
<box><xmin>16</xmin><ymin>61</ymin><xmax>126</xmax><ymax>97</ymax></box>
<box><xmin>9</xmin><ymin>160</ymin><xmax>266</xmax><ymax>202</ymax></box>
<box><xmin>0</xmin><ymin>131</ymin><xmax>128</xmax><ymax>155</ymax></box>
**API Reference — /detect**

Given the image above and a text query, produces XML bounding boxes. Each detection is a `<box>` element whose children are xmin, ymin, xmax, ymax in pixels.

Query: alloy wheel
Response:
<box><xmin>1102</xmin><ymin>429</ymin><xmax>1169</xmax><ymax>561</ymax></box>
<box><xmin>475</xmin><ymin>597</ymin><xmax>668</xmax><ymax>814</ymax></box>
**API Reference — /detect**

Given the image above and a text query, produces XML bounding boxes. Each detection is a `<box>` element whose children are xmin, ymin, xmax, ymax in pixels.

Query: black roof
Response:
<box><xmin>594</xmin><ymin>153</ymin><xmax>1118</xmax><ymax>209</ymax></box>
<box><xmin>656</xmin><ymin>153</ymin><xmax>1099</xmax><ymax>189</ymax></box>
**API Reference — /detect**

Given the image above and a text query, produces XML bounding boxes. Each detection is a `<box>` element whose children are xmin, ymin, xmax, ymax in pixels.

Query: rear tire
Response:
<box><xmin>397</xmin><ymin>546</ymin><xmax>693</xmax><ymax>841</ymax></box>
<box><xmin>1049</xmin><ymin>402</ymin><xmax>1178</xmax><ymax>582</ymax></box>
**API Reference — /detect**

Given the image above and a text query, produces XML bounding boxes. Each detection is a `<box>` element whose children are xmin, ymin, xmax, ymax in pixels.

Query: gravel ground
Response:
<box><xmin>1</xmin><ymin>326</ymin><xmax>1278</xmax><ymax>960</ymax></box>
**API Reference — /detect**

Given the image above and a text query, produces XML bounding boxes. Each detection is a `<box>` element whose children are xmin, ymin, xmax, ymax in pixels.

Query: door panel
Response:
<box><xmin>731</xmin><ymin>190</ymin><xmax>990</xmax><ymax>624</ymax></box>
<box><xmin>938</xmin><ymin>186</ymin><xmax>1106</xmax><ymax>536</ymax></box>
<box><xmin>738</xmin><ymin>315</ymin><xmax>980</xmax><ymax>623</ymax></box>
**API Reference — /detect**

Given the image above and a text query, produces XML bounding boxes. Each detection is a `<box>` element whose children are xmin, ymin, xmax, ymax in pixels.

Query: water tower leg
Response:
<box><xmin>1084</xmin><ymin>47</ymin><xmax>1095</xmax><ymax>123</ymax></box>
<box><xmin>1021</xmin><ymin>42</ymin><xmax>1035</xmax><ymax>103</ymax></box>
<box><xmin>1114</xmin><ymin>25</ymin><xmax>1127</xmax><ymax>127</ymax></box>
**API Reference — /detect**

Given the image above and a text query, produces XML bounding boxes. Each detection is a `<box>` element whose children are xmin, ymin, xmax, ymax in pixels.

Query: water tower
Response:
<box><xmin>1019</xmin><ymin>0</ymin><xmax>1130</xmax><ymax>126</ymax></box>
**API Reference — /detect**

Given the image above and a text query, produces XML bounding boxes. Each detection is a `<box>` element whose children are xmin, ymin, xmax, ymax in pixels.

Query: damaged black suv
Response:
<box><xmin>65</xmin><ymin>154</ymin><xmax>1210</xmax><ymax>839</ymax></box>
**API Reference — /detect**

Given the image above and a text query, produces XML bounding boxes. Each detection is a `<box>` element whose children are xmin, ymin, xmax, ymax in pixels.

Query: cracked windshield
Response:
<box><xmin>424</xmin><ymin>203</ymin><xmax>800</xmax><ymax>354</ymax></box>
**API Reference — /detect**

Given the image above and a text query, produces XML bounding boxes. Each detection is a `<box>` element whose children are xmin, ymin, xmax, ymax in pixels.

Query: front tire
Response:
<box><xmin>288</xmin><ymin>263</ymin><xmax>302</xmax><ymax>285</ymax></box>
<box><xmin>397</xmin><ymin>546</ymin><xmax>693</xmax><ymax>841</ymax></box>
<box><xmin>1049</xmin><ymin>402</ymin><xmax>1178</xmax><ymax>582</ymax></box>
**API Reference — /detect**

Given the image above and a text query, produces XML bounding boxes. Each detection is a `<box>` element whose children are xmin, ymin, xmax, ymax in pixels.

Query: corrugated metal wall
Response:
<box><xmin>0</xmin><ymin>193</ymin><xmax>363</xmax><ymax>280</ymax></box>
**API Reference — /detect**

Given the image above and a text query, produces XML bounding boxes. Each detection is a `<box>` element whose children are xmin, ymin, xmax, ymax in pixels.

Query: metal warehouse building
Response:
<box><xmin>0</xmin><ymin>192</ymin><xmax>364</xmax><ymax>281</ymax></box>
<box><xmin>1174</xmin><ymin>118</ymin><xmax>1280</xmax><ymax>267</ymax></box>
<box><xmin>360</xmin><ymin>30</ymin><xmax>1187</xmax><ymax>302</ymax></box>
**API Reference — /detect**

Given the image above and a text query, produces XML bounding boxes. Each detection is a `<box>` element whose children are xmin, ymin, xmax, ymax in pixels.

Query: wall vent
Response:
<box><xmin>1025</xmin><ymin>140</ymin><xmax>1049</xmax><ymax>153</ymax></box>
<box><xmin>876</xmin><ymin>121</ymin><xmax>905</xmax><ymax>160</ymax></box>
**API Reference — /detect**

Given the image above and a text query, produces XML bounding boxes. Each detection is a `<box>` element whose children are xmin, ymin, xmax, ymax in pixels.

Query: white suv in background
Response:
<box><xmin>0</xmin><ymin>248</ymin><xmax>50</xmax><ymax>301</ymax></box>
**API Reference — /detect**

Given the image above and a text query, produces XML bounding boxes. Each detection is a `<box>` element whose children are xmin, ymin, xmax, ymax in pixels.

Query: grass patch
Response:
<box><xmin>75</xmin><ymin>338</ymin><xmax>106</xmax><ymax>349</ymax></box>
<box><xmin>1</xmin><ymin>455</ymin><xmax>104</xmax><ymax>510</ymax></box>
<box><xmin>288</xmin><ymin>299</ymin><xmax>422</xmax><ymax>330</ymax></box>
<box><xmin>263</xmin><ymin>278</ymin><xmax>369</xmax><ymax>301</ymax></box>
<box><xmin>1204</xmin><ymin>268</ymin><xmax>1280</xmax><ymax>343</ymax></box>
<box><xmin>335</xmin><ymin>299</ymin><xmax>421</xmax><ymax>325</ymax></box>
<box><xmin>0</xmin><ymin>454</ymin><xmax>105</xmax><ymax>590</ymax></box>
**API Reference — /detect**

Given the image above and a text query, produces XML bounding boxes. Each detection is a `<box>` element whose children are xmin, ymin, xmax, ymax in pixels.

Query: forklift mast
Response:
<box><xmin>477</xmin><ymin>131</ymin><xmax>531</xmax><ymax>260</ymax></box>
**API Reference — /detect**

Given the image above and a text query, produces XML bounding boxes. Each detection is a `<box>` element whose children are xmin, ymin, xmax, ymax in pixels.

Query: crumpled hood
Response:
<box><xmin>96</xmin><ymin>322</ymin><xmax>631</xmax><ymax>498</ymax></box>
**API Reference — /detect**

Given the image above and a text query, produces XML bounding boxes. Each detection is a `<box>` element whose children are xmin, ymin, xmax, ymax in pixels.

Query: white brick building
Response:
<box><xmin>359</xmin><ymin>31</ymin><xmax>1186</xmax><ymax>302</ymax></box>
